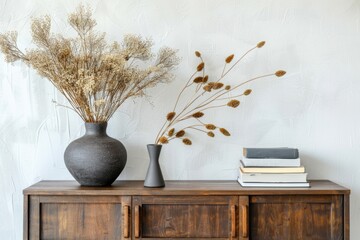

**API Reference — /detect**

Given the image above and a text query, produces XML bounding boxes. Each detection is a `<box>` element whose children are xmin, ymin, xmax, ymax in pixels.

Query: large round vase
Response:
<box><xmin>64</xmin><ymin>122</ymin><xmax>127</xmax><ymax>186</ymax></box>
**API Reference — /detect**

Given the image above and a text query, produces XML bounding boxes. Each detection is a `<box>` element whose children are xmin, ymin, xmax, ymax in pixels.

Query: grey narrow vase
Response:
<box><xmin>64</xmin><ymin>122</ymin><xmax>127</xmax><ymax>186</ymax></box>
<box><xmin>144</xmin><ymin>144</ymin><xmax>165</xmax><ymax>188</ymax></box>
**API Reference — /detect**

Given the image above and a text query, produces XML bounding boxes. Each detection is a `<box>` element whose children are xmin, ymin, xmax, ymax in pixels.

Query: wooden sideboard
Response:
<box><xmin>23</xmin><ymin>180</ymin><xmax>350</xmax><ymax>240</ymax></box>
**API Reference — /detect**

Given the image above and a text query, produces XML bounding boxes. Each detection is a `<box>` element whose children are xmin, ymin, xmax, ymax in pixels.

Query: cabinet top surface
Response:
<box><xmin>23</xmin><ymin>180</ymin><xmax>350</xmax><ymax>196</ymax></box>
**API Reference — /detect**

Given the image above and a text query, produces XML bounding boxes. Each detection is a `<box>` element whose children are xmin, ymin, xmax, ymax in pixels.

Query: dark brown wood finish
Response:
<box><xmin>250</xmin><ymin>195</ymin><xmax>344</xmax><ymax>240</ymax></box>
<box><xmin>23</xmin><ymin>180</ymin><xmax>350</xmax><ymax>240</ymax></box>
<box><xmin>133</xmin><ymin>196</ymin><xmax>238</xmax><ymax>239</ymax></box>
<box><xmin>239</xmin><ymin>196</ymin><xmax>249</xmax><ymax>240</ymax></box>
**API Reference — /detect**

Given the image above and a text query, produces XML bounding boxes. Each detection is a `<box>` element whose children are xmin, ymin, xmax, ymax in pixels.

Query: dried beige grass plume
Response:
<box><xmin>154</xmin><ymin>40</ymin><xmax>286</xmax><ymax>145</ymax></box>
<box><xmin>0</xmin><ymin>4</ymin><xmax>179</xmax><ymax>123</ymax></box>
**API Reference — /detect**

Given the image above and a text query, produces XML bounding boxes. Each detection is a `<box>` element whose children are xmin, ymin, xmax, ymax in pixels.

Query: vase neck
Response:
<box><xmin>147</xmin><ymin>144</ymin><xmax>162</xmax><ymax>161</ymax></box>
<box><xmin>85</xmin><ymin>122</ymin><xmax>108</xmax><ymax>136</ymax></box>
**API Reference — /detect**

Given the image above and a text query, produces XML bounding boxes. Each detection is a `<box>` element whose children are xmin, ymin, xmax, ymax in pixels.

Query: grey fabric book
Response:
<box><xmin>243</xmin><ymin>147</ymin><xmax>299</xmax><ymax>159</ymax></box>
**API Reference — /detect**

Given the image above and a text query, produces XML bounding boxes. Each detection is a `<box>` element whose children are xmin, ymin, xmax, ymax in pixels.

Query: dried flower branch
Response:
<box><xmin>0</xmin><ymin>4</ymin><xmax>179</xmax><ymax>122</ymax></box>
<box><xmin>155</xmin><ymin>41</ymin><xmax>286</xmax><ymax>145</ymax></box>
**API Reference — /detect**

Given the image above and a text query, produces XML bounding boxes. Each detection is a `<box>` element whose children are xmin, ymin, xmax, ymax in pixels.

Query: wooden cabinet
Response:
<box><xmin>23</xmin><ymin>180</ymin><xmax>350</xmax><ymax>240</ymax></box>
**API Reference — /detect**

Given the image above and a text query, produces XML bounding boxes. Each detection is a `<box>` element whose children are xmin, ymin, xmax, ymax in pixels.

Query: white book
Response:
<box><xmin>239</xmin><ymin>169</ymin><xmax>307</xmax><ymax>183</ymax></box>
<box><xmin>237</xmin><ymin>177</ymin><xmax>310</xmax><ymax>188</ymax></box>
<box><xmin>241</xmin><ymin>157</ymin><xmax>301</xmax><ymax>167</ymax></box>
<box><xmin>240</xmin><ymin>160</ymin><xmax>305</xmax><ymax>173</ymax></box>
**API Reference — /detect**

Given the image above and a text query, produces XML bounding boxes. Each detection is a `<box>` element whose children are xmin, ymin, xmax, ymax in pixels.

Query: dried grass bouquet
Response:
<box><xmin>155</xmin><ymin>41</ymin><xmax>286</xmax><ymax>145</ymax></box>
<box><xmin>0</xmin><ymin>5</ymin><xmax>179</xmax><ymax>122</ymax></box>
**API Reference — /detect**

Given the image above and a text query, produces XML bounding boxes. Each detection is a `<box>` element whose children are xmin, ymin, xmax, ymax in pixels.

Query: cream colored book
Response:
<box><xmin>239</xmin><ymin>169</ymin><xmax>308</xmax><ymax>183</ymax></box>
<box><xmin>240</xmin><ymin>161</ymin><xmax>305</xmax><ymax>173</ymax></box>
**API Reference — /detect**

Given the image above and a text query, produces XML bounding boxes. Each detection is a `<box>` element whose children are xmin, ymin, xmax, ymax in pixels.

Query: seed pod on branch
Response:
<box><xmin>220</xmin><ymin>128</ymin><xmax>231</xmax><ymax>136</ymax></box>
<box><xmin>225</xmin><ymin>85</ymin><xmax>231</xmax><ymax>90</ymax></box>
<box><xmin>275</xmin><ymin>70</ymin><xmax>286</xmax><ymax>77</ymax></box>
<box><xmin>167</xmin><ymin>112</ymin><xmax>176</xmax><ymax>121</ymax></box>
<box><xmin>203</xmin><ymin>75</ymin><xmax>208</xmax><ymax>83</ymax></box>
<box><xmin>192</xmin><ymin>112</ymin><xmax>204</xmax><ymax>118</ymax></box>
<box><xmin>203</xmin><ymin>85</ymin><xmax>212</xmax><ymax>92</ymax></box>
<box><xmin>225</xmin><ymin>54</ymin><xmax>234</xmax><ymax>63</ymax></box>
<box><xmin>168</xmin><ymin>128</ymin><xmax>175</xmax><ymax>137</ymax></box>
<box><xmin>257</xmin><ymin>41</ymin><xmax>265</xmax><ymax>48</ymax></box>
<box><xmin>213</xmin><ymin>82</ymin><xmax>224</xmax><ymax>90</ymax></box>
<box><xmin>197</xmin><ymin>62</ymin><xmax>204</xmax><ymax>71</ymax></box>
<box><xmin>183</xmin><ymin>138</ymin><xmax>192</xmax><ymax>145</ymax></box>
<box><xmin>207</xmin><ymin>131</ymin><xmax>215</xmax><ymax>137</ymax></box>
<box><xmin>244</xmin><ymin>89</ymin><xmax>252</xmax><ymax>95</ymax></box>
<box><xmin>205</xmin><ymin>124</ymin><xmax>216</xmax><ymax>130</ymax></box>
<box><xmin>159</xmin><ymin>136</ymin><xmax>169</xmax><ymax>144</ymax></box>
<box><xmin>227</xmin><ymin>99</ymin><xmax>240</xmax><ymax>108</ymax></box>
<box><xmin>193</xmin><ymin>76</ymin><xmax>203</xmax><ymax>83</ymax></box>
<box><xmin>195</xmin><ymin>51</ymin><xmax>201</xmax><ymax>57</ymax></box>
<box><xmin>175</xmin><ymin>130</ymin><xmax>185</xmax><ymax>137</ymax></box>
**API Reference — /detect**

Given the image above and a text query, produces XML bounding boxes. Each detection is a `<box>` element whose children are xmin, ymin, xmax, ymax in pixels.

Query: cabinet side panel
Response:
<box><xmin>23</xmin><ymin>195</ymin><xmax>29</xmax><ymax>240</ymax></box>
<box><xmin>29</xmin><ymin>196</ymin><xmax>40</xmax><ymax>240</ymax></box>
<box><xmin>344</xmin><ymin>194</ymin><xmax>350</xmax><ymax>240</ymax></box>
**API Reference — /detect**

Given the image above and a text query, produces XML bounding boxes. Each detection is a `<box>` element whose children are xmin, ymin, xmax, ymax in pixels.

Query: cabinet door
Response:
<box><xmin>133</xmin><ymin>196</ymin><xmax>239</xmax><ymax>239</ymax></box>
<box><xmin>26</xmin><ymin>195</ymin><xmax>131</xmax><ymax>240</ymax></box>
<box><xmin>250</xmin><ymin>195</ymin><xmax>344</xmax><ymax>240</ymax></box>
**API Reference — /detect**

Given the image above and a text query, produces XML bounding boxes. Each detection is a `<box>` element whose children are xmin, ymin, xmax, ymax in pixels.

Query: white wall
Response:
<box><xmin>0</xmin><ymin>0</ymin><xmax>359</xmax><ymax>238</ymax></box>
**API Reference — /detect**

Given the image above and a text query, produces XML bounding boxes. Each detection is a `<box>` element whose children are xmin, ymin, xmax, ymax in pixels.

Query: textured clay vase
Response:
<box><xmin>144</xmin><ymin>144</ymin><xmax>165</xmax><ymax>188</ymax></box>
<box><xmin>64</xmin><ymin>122</ymin><xmax>127</xmax><ymax>186</ymax></box>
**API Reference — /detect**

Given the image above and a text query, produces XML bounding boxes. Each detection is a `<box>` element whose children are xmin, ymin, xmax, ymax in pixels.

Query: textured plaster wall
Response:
<box><xmin>0</xmin><ymin>0</ymin><xmax>360</xmax><ymax>238</ymax></box>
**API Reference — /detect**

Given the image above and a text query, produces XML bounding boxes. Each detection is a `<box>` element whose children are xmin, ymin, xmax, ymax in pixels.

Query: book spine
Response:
<box><xmin>241</xmin><ymin>158</ymin><xmax>301</xmax><ymax>167</ymax></box>
<box><xmin>243</xmin><ymin>148</ymin><xmax>299</xmax><ymax>159</ymax></box>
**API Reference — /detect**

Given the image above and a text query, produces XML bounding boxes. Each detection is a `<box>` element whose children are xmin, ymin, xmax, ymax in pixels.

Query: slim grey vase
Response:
<box><xmin>144</xmin><ymin>144</ymin><xmax>165</xmax><ymax>188</ymax></box>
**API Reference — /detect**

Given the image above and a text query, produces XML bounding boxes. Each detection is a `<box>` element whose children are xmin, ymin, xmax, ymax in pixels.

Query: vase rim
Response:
<box><xmin>147</xmin><ymin>143</ymin><xmax>162</xmax><ymax>147</ymax></box>
<box><xmin>85</xmin><ymin>122</ymin><xmax>108</xmax><ymax>128</ymax></box>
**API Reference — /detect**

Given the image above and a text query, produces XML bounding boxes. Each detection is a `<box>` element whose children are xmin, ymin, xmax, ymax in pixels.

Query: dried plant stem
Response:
<box><xmin>155</xmin><ymin>41</ymin><xmax>286</xmax><ymax>145</ymax></box>
<box><xmin>216</xmin><ymin>93</ymin><xmax>245</xmax><ymax>101</ymax></box>
<box><xmin>215</xmin><ymin>73</ymin><xmax>275</xmax><ymax>99</ymax></box>
<box><xmin>219</xmin><ymin>46</ymin><xmax>257</xmax><ymax>79</ymax></box>
<box><xmin>186</xmin><ymin>126</ymin><xmax>208</xmax><ymax>134</ymax></box>
<box><xmin>173</xmin><ymin>70</ymin><xmax>198</xmax><ymax>112</ymax></box>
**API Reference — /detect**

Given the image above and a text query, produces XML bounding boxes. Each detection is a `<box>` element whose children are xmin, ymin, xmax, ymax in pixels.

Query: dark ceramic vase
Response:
<box><xmin>144</xmin><ymin>144</ymin><xmax>165</xmax><ymax>188</ymax></box>
<box><xmin>64</xmin><ymin>122</ymin><xmax>127</xmax><ymax>186</ymax></box>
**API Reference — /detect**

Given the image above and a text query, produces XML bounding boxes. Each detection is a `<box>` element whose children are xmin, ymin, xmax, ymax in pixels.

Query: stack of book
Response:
<box><xmin>237</xmin><ymin>147</ymin><xmax>310</xmax><ymax>187</ymax></box>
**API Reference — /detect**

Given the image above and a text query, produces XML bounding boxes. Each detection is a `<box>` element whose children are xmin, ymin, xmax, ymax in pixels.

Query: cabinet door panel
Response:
<box><xmin>250</xmin><ymin>195</ymin><xmax>343</xmax><ymax>240</ymax></box>
<box><xmin>29</xmin><ymin>195</ymin><xmax>130</xmax><ymax>240</ymax></box>
<box><xmin>133</xmin><ymin>196</ymin><xmax>239</xmax><ymax>239</ymax></box>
